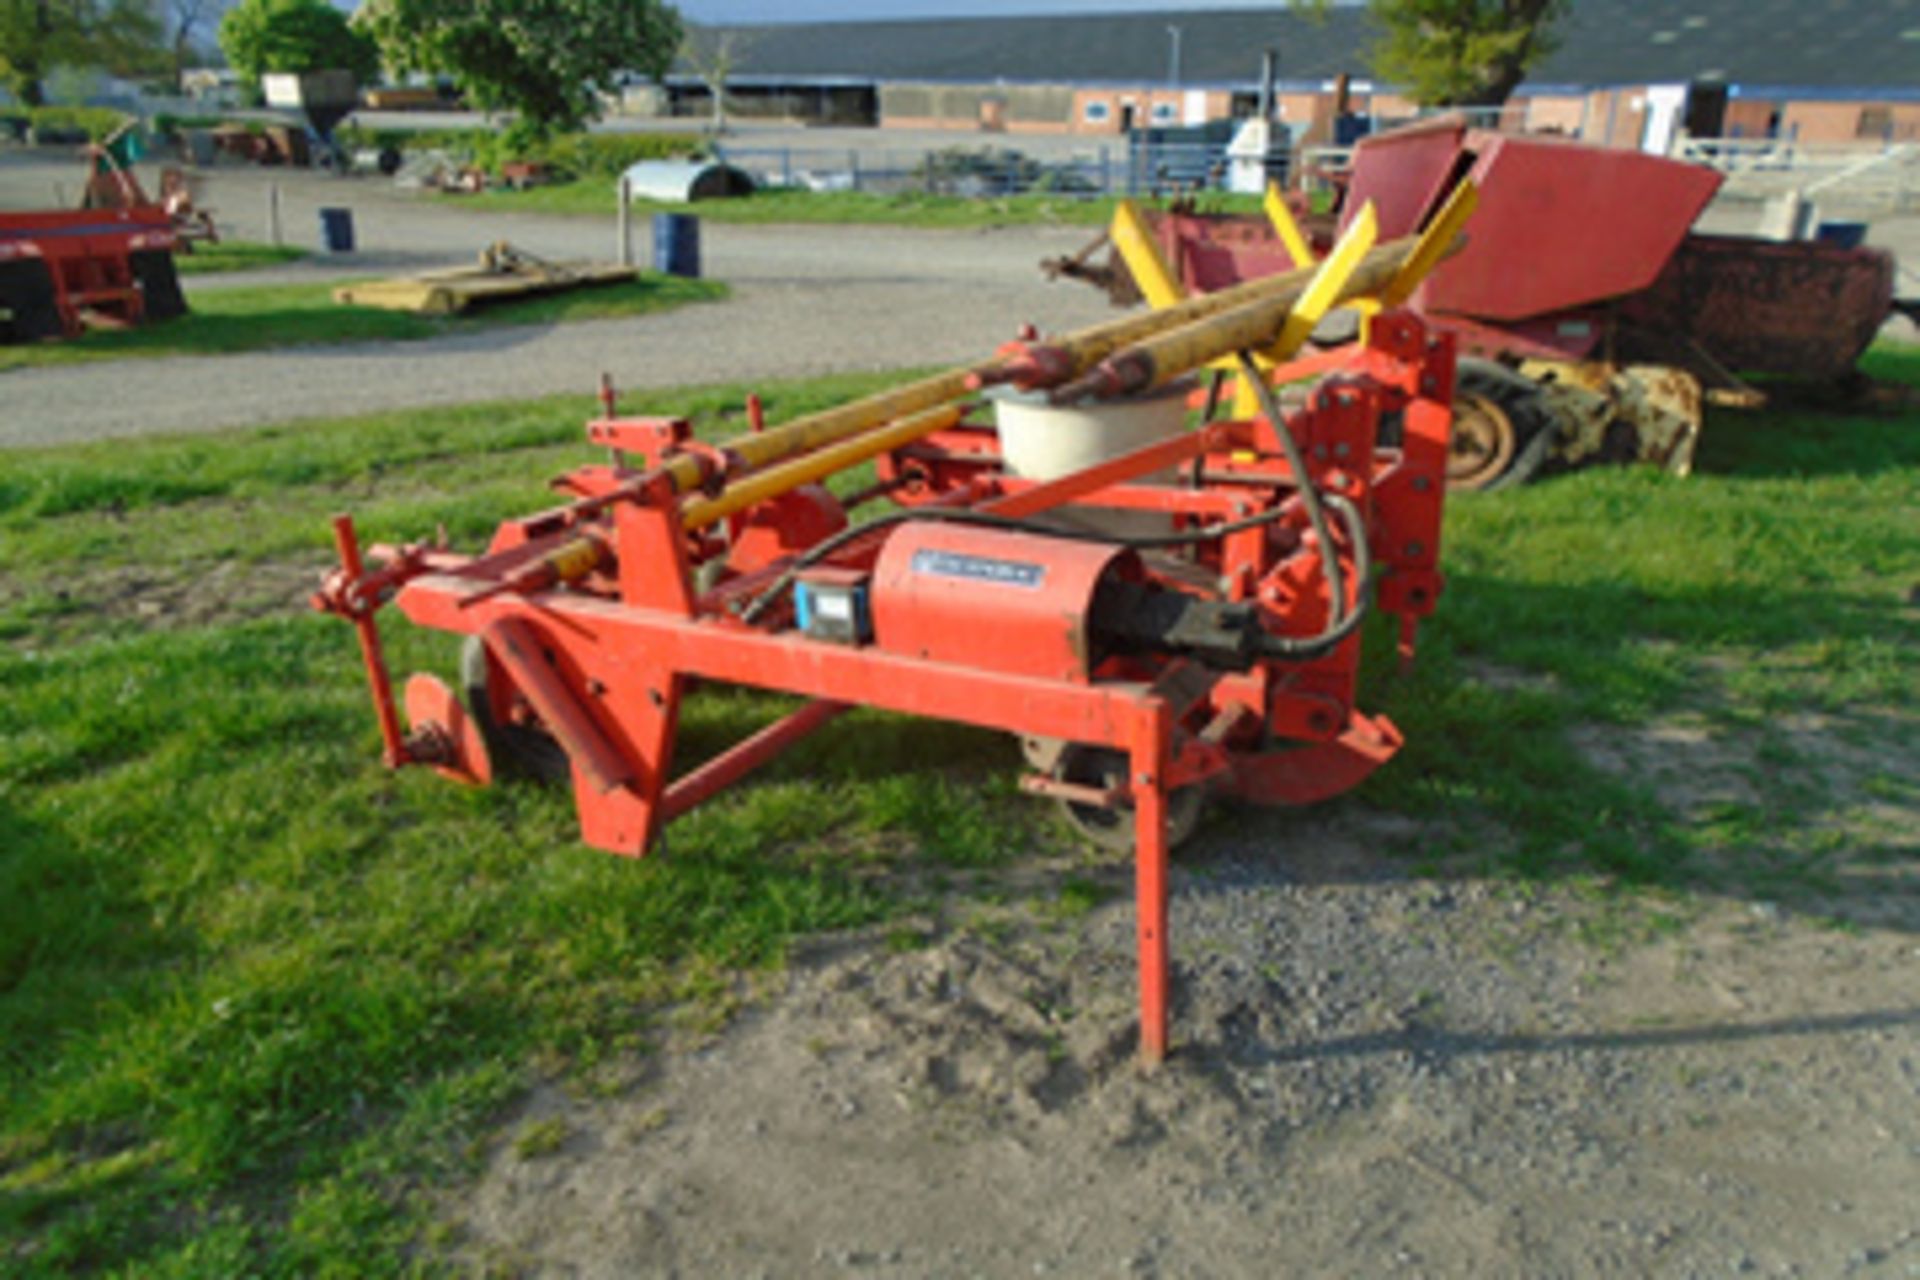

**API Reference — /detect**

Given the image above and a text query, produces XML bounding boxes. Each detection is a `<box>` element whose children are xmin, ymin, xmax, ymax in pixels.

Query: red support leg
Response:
<box><xmin>1131</xmin><ymin>696</ymin><xmax>1173</xmax><ymax>1066</ymax></box>
<box><xmin>330</xmin><ymin>514</ymin><xmax>408</xmax><ymax>768</ymax></box>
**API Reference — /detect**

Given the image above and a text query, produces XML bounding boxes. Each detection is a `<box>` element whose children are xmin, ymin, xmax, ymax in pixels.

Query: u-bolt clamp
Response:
<box><xmin>674</xmin><ymin>440</ymin><xmax>748</xmax><ymax>499</ymax></box>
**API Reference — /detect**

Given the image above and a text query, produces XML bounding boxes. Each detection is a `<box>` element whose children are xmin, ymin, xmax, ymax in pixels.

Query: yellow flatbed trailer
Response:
<box><xmin>333</xmin><ymin>243</ymin><xmax>637</xmax><ymax>316</ymax></box>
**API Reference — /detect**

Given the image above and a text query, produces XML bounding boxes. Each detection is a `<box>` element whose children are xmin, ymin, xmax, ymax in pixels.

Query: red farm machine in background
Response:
<box><xmin>1</xmin><ymin>127</ymin><xmax>197</xmax><ymax>344</ymax></box>
<box><xmin>0</xmin><ymin>204</ymin><xmax>185</xmax><ymax>342</ymax></box>
<box><xmin>1050</xmin><ymin>116</ymin><xmax>1909</xmax><ymax>491</ymax></box>
<box><xmin>314</xmin><ymin>189</ymin><xmax>1476</xmax><ymax>1063</ymax></box>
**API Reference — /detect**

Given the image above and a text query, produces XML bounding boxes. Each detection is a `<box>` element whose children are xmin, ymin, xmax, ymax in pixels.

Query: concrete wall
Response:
<box><xmin>880</xmin><ymin>82</ymin><xmax>1077</xmax><ymax>133</ymax></box>
<box><xmin>870</xmin><ymin>76</ymin><xmax>1920</xmax><ymax>151</ymax></box>
<box><xmin>1522</xmin><ymin>94</ymin><xmax>1587</xmax><ymax>134</ymax></box>
<box><xmin>1781</xmin><ymin>100</ymin><xmax>1920</xmax><ymax>143</ymax></box>
<box><xmin>1068</xmin><ymin>87</ymin><xmax>1231</xmax><ymax>134</ymax></box>
<box><xmin>882</xmin><ymin>82</ymin><xmax>1238</xmax><ymax>134</ymax></box>
<box><xmin>1574</xmin><ymin>87</ymin><xmax>1650</xmax><ymax>149</ymax></box>
<box><xmin>1723</xmin><ymin>98</ymin><xmax>1779</xmax><ymax>139</ymax></box>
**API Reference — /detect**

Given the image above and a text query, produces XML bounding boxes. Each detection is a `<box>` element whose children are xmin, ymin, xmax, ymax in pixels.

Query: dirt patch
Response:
<box><xmin>449</xmin><ymin>798</ymin><xmax>1920</xmax><ymax>1277</ymax></box>
<box><xmin>1</xmin><ymin>556</ymin><xmax>320</xmax><ymax>647</ymax></box>
<box><xmin>1570</xmin><ymin>702</ymin><xmax>1920</xmax><ymax>928</ymax></box>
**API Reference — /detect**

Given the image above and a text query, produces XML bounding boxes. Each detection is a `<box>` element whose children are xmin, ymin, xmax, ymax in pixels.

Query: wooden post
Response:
<box><xmin>617</xmin><ymin>176</ymin><xmax>633</xmax><ymax>266</ymax></box>
<box><xmin>267</xmin><ymin>182</ymin><xmax>283</xmax><ymax>247</ymax></box>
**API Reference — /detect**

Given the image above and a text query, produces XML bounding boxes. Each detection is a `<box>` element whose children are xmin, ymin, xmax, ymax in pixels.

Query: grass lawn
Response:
<box><xmin>172</xmin><ymin>241</ymin><xmax>310</xmax><ymax>276</ymax></box>
<box><xmin>455</xmin><ymin>183</ymin><xmax>1269</xmax><ymax>229</ymax></box>
<box><xmin>0</xmin><ymin>272</ymin><xmax>728</xmax><ymax>373</ymax></box>
<box><xmin>1</xmin><ymin>352</ymin><xmax>1915</xmax><ymax>1271</ymax></box>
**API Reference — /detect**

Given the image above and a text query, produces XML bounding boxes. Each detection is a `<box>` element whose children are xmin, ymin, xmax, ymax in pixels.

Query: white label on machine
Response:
<box><xmin>910</xmin><ymin>549</ymin><xmax>1047</xmax><ymax>590</ymax></box>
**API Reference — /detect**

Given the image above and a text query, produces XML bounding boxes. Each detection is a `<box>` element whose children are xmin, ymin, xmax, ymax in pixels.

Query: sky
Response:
<box><xmin>677</xmin><ymin>0</ymin><xmax>1324</xmax><ymax>22</ymax></box>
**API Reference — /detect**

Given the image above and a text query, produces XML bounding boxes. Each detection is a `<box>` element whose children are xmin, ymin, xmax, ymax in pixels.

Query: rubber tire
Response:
<box><xmin>459</xmin><ymin>634</ymin><xmax>571</xmax><ymax>785</ymax></box>
<box><xmin>129</xmin><ymin>250</ymin><xmax>187</xmax><ymax>322</ymax></box>
<box><xmin>0</xmin><ymin>259</ymin><xmax>64</xmax><ymax>342</ymax></box>
<box><xmin>1450</xmin><ymin>360</ymin><xmax>1556</xmax><ymax>492</ymax></box>
<box><xmin>1053</xmin><ymin>743</ymin><xmax>1205</xmax><ymax>853</ymax></box>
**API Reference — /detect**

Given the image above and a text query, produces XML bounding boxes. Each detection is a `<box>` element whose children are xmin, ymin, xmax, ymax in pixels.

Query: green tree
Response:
<box><xmin>1</xmin><ymin>0</ymin><xmax>161</xmax><ymax>105</ymax></box>
<box><xmin>358</xmin><ymin>0</ymin><xmax>681</xmax><ymax>138</ymax></box>
<box><xmin>217</xmin><ymin>0</ymin><xmax>380</xmax><ymax>95</ymax></box>
<box><xmin>1368</xmin><ymin>0</ymin><xmax>1571</xmax><ymax>107</ymax></box>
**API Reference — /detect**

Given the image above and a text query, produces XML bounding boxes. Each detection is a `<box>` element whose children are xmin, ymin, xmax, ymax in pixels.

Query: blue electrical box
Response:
<box><xmin>794</xmin><ymin>568</ymin><xmax>872</xmax><ymax>645</ymax></box>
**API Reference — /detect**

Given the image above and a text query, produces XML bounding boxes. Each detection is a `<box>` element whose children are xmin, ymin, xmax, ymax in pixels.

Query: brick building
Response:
<box><xmin>661</xmin><ymin>0</ymin><xmax>1920</xmax><ymax>152</ymax></box>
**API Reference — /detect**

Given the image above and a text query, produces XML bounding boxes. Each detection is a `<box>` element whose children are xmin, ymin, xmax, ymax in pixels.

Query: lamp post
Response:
<box><xmin>1166</xmin><ymin>24</ymin><xmax>1183</xmax><ymax>88</ymax></box>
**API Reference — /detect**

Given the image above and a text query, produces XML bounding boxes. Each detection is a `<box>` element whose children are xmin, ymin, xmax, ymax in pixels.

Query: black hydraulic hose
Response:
<box><xmin>1256</xmin><ymin>492</ymin><xmax>1373</xmax><ymax>661</ymax></box>
<box><xmin>1236</xmin><ymin>350</ymin><xmax>1346</xmax><ymax>627</ymax></box>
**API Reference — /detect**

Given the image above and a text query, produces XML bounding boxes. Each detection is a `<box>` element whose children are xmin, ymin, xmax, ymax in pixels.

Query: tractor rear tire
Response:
<box><xmin>0</xmin><ymin>259</ymin><xmax>64</xmax><ymax>342</ymax></box>
<box><xmin>130</xmin><ymin>250</ymin><xmax>187</xmax><ymax>322</ymax></box>
<box><xmin>460</xmin><ymin>634</ymin><xmax>572</xmax><ymax>785</ymax></box>
<box><xmin>1448</xmin><ymin>360</ymin><xmax>1556</xmax><ymax>492</ymax></box>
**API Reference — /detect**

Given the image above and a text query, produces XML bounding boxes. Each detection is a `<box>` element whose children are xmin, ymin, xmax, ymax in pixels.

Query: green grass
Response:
<box><xmin>1</xmin><ymin>351</ymin><xmax>1915</xmax><ymax>1272</ymax></box>
<box><xmin>0</xmin><ymin>273</ymin><xmax>728</xmax><ymax>372</ymax></box>
<box><xmin>172</xmin><ymin>241</ymin><xmax>310</xmax><ymax>276</ymax></box>
<box><xmin>456</xmin><ymin>183</ymin><xmax>1267</xmax><ymax>228</ymax></box>
<box><xmin>1352</xmin><ymin>343</ymin><xmax>1920</xmax><ymax>887</ymax></box>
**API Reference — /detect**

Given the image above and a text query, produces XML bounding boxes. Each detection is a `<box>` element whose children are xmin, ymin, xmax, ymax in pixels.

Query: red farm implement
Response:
<box><xmin>314</xmin><ymin>191</ymin><xmax>1474</xmax><ymax>1063</ymax></box>
<box><xmin>1051</xmin><ymin>117</ymin><xmax>1910</xmax><ymax>490</ymax></box>
<box><xmin>0</xmin><ymin>204</ymin><xmax>184</xmax><ymax>342</ymax></box>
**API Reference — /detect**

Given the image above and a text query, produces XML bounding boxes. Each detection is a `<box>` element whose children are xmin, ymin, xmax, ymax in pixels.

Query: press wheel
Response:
<box><xmin>1052</xmin><ymin>744</ymin><xmax>1205</xmax><ymax>853</ymax></box>
<box><xmin>459</xmin><ymin>634</ymin><xmax>571</xmax><ymax>784</ymax></box>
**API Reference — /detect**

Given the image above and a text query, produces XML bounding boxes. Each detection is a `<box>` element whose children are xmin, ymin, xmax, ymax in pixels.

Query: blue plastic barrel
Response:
<box><xmin>652</xmin><ymin>213</ymin><xmax>700</xmax><ymax>278</ymax></box>
<box><xmin>1814</xmin><ymin>221</ymin><xmax>1867</xmax><ymax>251</ymax></box>
<box><xmin>318</xmin><ymin>207</ymin><xmax>355</xmax><ymax>253</ymax></box>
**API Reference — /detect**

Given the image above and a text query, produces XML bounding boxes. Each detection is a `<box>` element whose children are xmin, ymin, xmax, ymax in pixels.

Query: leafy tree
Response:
<box><xmin>359</xmin><ymin>0</ymin><xmax>681</xmax><ymax>138</ymax></box>
<box><xmin>1</xmin><ymin>0</ymin><xmax>161</xmax><ymax>105</ymax></box>
<box><xmin>1368</xmin><ymin>0</ymin><xmax>1571</xmax><ymax>107</ymax></box>
<box><xmin>217</xmin><ymin>0</ymin><xmax>379</xmax><ymax>95</ymax></box>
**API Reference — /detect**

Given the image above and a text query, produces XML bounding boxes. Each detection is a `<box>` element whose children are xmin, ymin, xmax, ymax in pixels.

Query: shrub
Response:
<box><xmin>151</xmin><ymin>113</ymin><xmax>233</xmax><ymax>141</ymax></box>
<box><xmin>331</xmin><ymin>125</ymin><xmax>699</xmax><ymax>180</ymax></box>
<box><xmin>26</xmin><ymin>106</ymin><xmax>130</xmax><ymax>142</ymax></box>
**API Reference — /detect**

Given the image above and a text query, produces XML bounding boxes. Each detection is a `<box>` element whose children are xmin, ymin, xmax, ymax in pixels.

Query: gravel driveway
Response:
<box><xmin>0</xmin><ymin>154</ymin><xmax>1115</xmax><ymax>448</ymax></box>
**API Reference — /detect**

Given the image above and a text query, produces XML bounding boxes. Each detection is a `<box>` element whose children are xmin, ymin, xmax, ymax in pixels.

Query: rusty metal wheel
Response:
<box><xmin>460</xmin><ymin>634</ymin><xmax>570</xmax><ymax>785</ymax></box>
<box><xmin>1447</xmin><ymin>390</ymin><xmax>1519</xmax><ymax>491</ymax></box>
<box><xmin>1448</xmin><ymin>362</ymin><xmax>1556</xmax><ymax>492</ymax></box>
<box><xmin>1052</xmin><ymin>744</ymin><xmax>1205</xmax><ymax>853</ymax></box>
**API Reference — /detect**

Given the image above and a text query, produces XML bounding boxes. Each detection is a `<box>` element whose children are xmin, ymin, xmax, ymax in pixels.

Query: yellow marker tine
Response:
<box><xmin>1272</xmin><ymin>201</ymin><xmax>1378</xmax><ymax>360</ymax></box>
<box><xmin>1263</xmin><ymin>182</ymin><xmax>1316</xmax><ymax>269</ymax></box>
<box><xmin>1110</xmin><ymin>198</ymin><xmax>1186</xmax><ymax>311</ymax></box>
<box><xmin>1380</xmin><ymin>178</ymin><xmax>1479</xmax><ymax>307</ymax></box>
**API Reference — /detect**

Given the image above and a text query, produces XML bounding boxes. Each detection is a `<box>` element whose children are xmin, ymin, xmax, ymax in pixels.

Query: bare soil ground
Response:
<box><xmin>0</xmin><ymin>557</ymin><xmax>319</xmax><ymax>643</ymax></box>
<box><xmin>452</xmin><ymin>703</ymin><xmax>1919</xmax><ymax>1279</ymax></box>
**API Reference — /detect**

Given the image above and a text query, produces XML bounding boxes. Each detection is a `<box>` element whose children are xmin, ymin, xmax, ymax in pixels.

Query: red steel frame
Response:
<box><xmin>0</xmin><ymin>205</ymin><xmax>177</xmax><ymax>337</ymax></box>
<box><xmin>315</xmin><ymin>313</ymin><xmax>1456</xmax><ymax>1064</ymax></box>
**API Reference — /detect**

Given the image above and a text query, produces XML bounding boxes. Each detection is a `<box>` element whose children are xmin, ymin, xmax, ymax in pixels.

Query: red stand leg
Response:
<box><xmin>1132</xmin><ymin>697</ymin><xmax>1172</xmax><ymax>1066</ymax></box>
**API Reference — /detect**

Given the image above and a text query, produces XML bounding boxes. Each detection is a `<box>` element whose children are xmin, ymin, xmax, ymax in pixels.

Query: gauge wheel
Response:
<box><xmin>1448</xmin><ymin>362</ymin><xmax>1555</xmax><ymax>492</ymax></box>
<box><xmin>460</xmin><ymin>634</ymin><xmax>571</xmax><ymax>785</ymax></box>
<box><xmin>1052</xmin><ymin>744</ymin><xmax>1205</xmax><ymax>853</ymax></box>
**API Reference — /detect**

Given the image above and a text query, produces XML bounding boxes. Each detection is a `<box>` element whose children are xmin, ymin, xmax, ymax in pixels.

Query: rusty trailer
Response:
<box><xmin>1051</xmin><ymin>118</ymin><xmax>1910</xmax><ymax>490</ymax></box>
